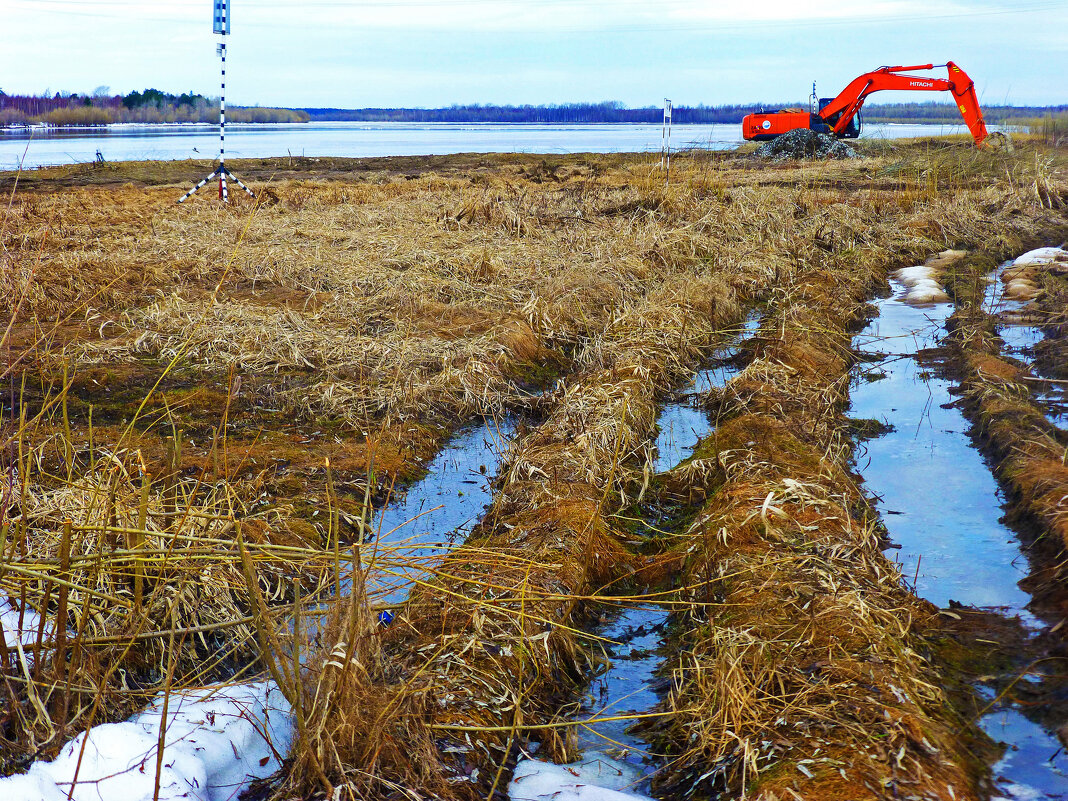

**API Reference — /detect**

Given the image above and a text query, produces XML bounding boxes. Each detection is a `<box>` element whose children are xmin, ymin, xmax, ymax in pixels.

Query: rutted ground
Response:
<box><xmin>0</xmin><ymin>142</ymin><xmax>1066</xmax><ymax>800</ymax></box>
<box><xmin>646</xmin><ymin>256</ymin><xmax>983</xmax><ymax>800</ymax></box>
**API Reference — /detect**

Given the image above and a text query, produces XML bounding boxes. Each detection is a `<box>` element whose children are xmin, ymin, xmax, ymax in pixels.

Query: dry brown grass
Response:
<box><xmin>948</xmin><ymin>315</ymin><xmax>1068</xmax><ymax>577</ymax></box>
<box><xmin>1</xmin><ymin>142</ymin><xmax>1066</xmax><ymax>797</ymax></box>
<box><xmin>276</xmin><ymin>243</ymin><xmax>753</xmax><ymax>799</ymax></box>
<box><xmin>0</xmin><ymin>396</ymin><xmax>322</xmax><ymax>768</ymax></box>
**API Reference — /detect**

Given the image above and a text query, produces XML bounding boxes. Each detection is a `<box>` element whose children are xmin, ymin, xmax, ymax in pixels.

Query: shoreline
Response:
<box><xmin>1</xmin><ymin>119</ymin><xmax>992</xmax><ymax>132</ymax></box>
<box><xmin>0</xmin><ymin>123</ymin><xmax>995</xmax><ymax>174</ymax></box>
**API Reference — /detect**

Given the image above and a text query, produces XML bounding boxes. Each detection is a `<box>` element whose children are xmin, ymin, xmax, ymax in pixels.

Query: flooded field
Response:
<box><xmin>1</xmin><ymin>141</ymin><xmax>1066</xmax><ymax>801</ymax></box>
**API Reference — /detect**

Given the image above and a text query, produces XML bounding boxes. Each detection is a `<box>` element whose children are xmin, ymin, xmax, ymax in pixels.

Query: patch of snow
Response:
<box><xmin>1004</xmin><ymin>279</ymin><xmax>1042</xmax><ymax>301</ymax></box>
<box><xmin>0</xmin><ymin>680</ymin><xmax>291</xmax><ymax>801</ymax></box>
<box><xmin>893</xmin><ymin>265</ymin><xmax>935</xmax><ymax>287</ymax></box>
<box><xmin>999</xmin><ymin>247</ymin><xmax>1068</xmax><ymax>301</ymax></box>
<box><xmin>1012</xmin><ymin>247</ymin><xmax>1068</xmax><ymax>268</ymax></box>
<box><xmin>509</xmin><ymin>752</ymin><xmax>654</xmax><ymax>801</ymax></box>
<box><xmin>892</xmin><ymin>266</ymin><xmax>950</xmax><ymax>305</ymax></box>
<box><xmin>905</xmin><ymin>279</ymin><xmax>951</xmax><ymax>304</ymax></box>
<box><xmin>1</xmin><ymin>597</ymin><xmax>52</xmax><ymax>647</ymax></box>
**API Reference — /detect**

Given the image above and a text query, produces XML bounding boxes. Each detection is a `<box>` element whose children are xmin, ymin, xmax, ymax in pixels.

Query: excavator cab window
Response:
<box><xmin>818</xmin><ymin>98</ymin><xmax>862</xmax><ymax>139</ymax></box>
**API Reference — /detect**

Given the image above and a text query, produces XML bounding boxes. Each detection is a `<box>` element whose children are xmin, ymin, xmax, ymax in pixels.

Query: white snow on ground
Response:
<box><xmin>1002</xmin><ymin>247</ymin><xmax>1068</xmax><ymax>301</ymax></box>
<box><xmin>1</xmin><ymin>597</ymin><xmax>53</xmax><ymax>648</ymax></box>
<box><xmin>509</xmin><ymin>752</ymin><xmax>655</xmax><ymax>801</ymax></box>
<box><xmin>892</xmin><ymin>265</ymin><xmax>950</xmax><ymax>305</ymax></box>
<box><xmin>0</xmin><ymin>680</ymin><xmax>291</xmax><ymax>801</ymax></box>
<box><xmin>1012</xmin><ymin>247</ymin><xmax>1068</xmax><ymax>268</ymax></box>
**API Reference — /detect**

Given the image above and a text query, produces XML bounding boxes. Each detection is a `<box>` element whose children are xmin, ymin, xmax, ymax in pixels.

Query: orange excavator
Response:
<box><xmin>742</xmin><ymin>62</ymin><xmax>988</xmax><ymax>147</ymax></box>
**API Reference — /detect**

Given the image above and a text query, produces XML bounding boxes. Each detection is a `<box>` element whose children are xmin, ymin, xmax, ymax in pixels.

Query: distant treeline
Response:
<box><xmin>0</xmin><ymin>88</ymin><xmax>309</xmax><ymax>126</ymax></box>
<box><xmin>4</xmin><ymin>92</ymin><xmax>1063</xmax><ymax>128</ymax></box>
<box><xmin>300</xmin><ymin>101</ymin><xmax>1068</xmax><ymax>125</ymax></box>
<box><xmin>301</xmin><ymin>102</ymin><xmax>762</xmax><ymax>124</ymax></box>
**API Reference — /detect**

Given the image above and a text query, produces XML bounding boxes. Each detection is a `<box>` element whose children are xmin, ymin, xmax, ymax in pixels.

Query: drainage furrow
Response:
<box><xmin>640</xmin><ymin>260</ymin><xmax>984</xmax><ymax>800</ymax></box>
<box><xmin>349</xmin><ymin>415</ymin><xmax>519</xmax><ymax>612</ymax></box>
<box><xmin>851</xmin><ymin>271</ymin><xmax>1068</xmax><ymax>800</ymax></box>
<box><xmin>289</xmin><ymin>276</ymin><xmax>755</xmax><ymax>800</ymax></box>
<box><xmin>534</xmin><ymin>313</ymin><xmax>762</xmax><ymax>795</ymax></box>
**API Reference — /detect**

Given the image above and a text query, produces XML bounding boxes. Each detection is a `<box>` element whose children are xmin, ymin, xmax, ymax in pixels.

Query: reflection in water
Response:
<box><xmin>851</xmin><ymin>290</ymin><xmax>1036</xmax><ymax>615</ymax></box>
<box><xmin>296</xmin><ymin>415</ymin><xmax>516</xmax><ymax>639</ymax></box>
<box><xmin>652</xmin><ymin>363</ymin><xmax>739</xmax><ymax>474</ymax></box>
<box><xmin>985</xmin><ymin>259</ymin><xmax>1067</xmax><ymax>428</ymax></box>
<box><xmin>982</xmin><ymin>706</ymin><xmax>1068</xmax><ymax>801</ymax></box>
<box><xmin>574</xmin><ymin>603</ymin><xmax>668</xmax><ymax>791</ymax></box>
<box><xmin>851</xmin><ymin>280</ymin><xmax>1068</xmax><ymax>800</ymax></box>
<box><xmin>651</xmin><ymin>312</ymin><xmax>759</xmax><ymax>473</ymax></box>
<box><xmin>362</xmin><ymin>416</ymin><xmax>516</xmax><ymax>609</ymax></box>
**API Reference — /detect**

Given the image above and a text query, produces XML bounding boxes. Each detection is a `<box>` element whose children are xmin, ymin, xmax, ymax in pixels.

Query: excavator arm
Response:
<box><xmin>817</xmin><ymin>62</ymin><xmax>987</xmax><ymax>146</ymax></box>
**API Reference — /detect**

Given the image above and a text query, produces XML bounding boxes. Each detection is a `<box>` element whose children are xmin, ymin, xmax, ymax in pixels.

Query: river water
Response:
<box><xmin>0</xmin><ymin>121</ymin><xmax>984</xmax><ymax>170</ymax></box>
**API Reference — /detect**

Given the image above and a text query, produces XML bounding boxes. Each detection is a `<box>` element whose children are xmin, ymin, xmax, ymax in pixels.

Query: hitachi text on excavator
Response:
<box><xmin>742</xmin><ymin>62</ymin><xmax>989</xmax><ymax>147</ymax></box>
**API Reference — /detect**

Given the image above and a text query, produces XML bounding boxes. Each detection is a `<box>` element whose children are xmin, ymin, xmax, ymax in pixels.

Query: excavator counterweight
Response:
<box><xmin>743</xmin><ymin>62</ymin><xmax>988</xmax><ymax>147</ymax></box>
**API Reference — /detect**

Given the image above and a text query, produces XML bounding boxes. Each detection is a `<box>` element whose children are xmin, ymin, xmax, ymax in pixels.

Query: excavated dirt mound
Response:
<box><xmin>755</xmin><ymin>128</ymin><xmax>859</xmax><ymax>160</ymax></box>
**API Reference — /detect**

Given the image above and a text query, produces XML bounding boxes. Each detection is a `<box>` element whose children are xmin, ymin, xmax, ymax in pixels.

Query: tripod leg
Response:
<box><xmin>178</xmin><ymin>171</ymin><xmax>218</xmax><ymax>204</ymax></box>
<box><xmin>228</xmin><ymin>173</ymin><xmax>256</xmax><ymax>198</ymax></box>
<box><xmin>221</xmin><ymin>172</ymin><xmax>229</xmax><ymax>204</ymax></box>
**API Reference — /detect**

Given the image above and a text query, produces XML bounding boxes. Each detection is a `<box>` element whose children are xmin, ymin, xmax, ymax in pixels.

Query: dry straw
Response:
<box><xmin>0</xmin><ymin>140</ymin><xmax>1064</xmax><ymax>798</ymax></box>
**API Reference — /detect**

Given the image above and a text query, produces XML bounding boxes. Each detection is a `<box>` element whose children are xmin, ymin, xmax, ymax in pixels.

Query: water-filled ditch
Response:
<box><xmin>984</xmin><ymin>256</ymin><xmax>1068</xmax><ymax>429</ymax></box>
<box><xmin>510</xmin><ymin>318</ymin><xmax>761</xmax><ymax>798</ymax></box>
<box><xmin>850</xmin><ymin>277</ymin><xmax>1068</xmax><ymax>800</ymax></box>
<box><xmin>357</xmin><ymin>415</ymin><xmax>517</xmax><ymax>610</ymax></box>
<box><xmin>651</xmin><ymin>313</ymin><xmax>759</xmax><ymax>474</ymax></box>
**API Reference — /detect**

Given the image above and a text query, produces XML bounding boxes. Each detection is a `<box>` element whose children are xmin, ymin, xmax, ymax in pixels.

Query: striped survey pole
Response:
<box><xmin>219</xmin><ymin>41</ymin><xmax>227</xmax><ymax>202</ymax></box>
<box><xmin>178</xmin><ymin>0</ymin><xmax>254</xmax><ymax>204</ymax></box>
<box><xmin>660</xmin><ymin>98</ymin><xmax>673</xmax><ymax>183</ymax></box>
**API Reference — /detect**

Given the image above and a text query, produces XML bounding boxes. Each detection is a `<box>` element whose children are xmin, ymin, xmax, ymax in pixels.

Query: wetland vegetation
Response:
<box><xmin>1</xmin><ymin>136</ymin><xmax>1066</xmax><ymax>800</ymax></box>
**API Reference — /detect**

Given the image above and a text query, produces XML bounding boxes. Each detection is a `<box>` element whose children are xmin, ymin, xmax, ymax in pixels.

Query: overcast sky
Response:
<box><xmin>2</xmin><ymin>0</ymin><xmax>1065</xmax><ymax>107</ymax></box>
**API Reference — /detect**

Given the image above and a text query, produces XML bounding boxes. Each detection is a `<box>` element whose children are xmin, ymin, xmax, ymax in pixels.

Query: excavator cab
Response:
<box><xmin>818</xmin><ymin>98</ymin><xmax>861</xmax><ymax>139</ymax></box>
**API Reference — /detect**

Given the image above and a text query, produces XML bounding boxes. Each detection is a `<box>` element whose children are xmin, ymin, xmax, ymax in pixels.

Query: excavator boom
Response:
<box><xmin>743</xmin><ymin>62</ymin><xmax>988</xmax><ymax>147</ymax></box>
